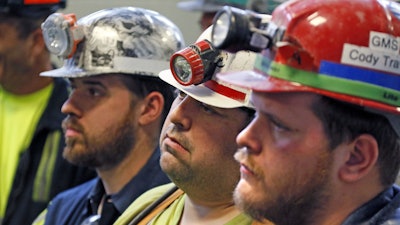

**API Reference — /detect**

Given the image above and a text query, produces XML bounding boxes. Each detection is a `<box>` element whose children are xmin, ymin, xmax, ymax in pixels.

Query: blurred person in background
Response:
<box><xmin>0</xmin><ymin>1</ymin><xmax>96</xmax><ymax>224</ymax></box>
<box><xmin>33</xmin><ymin>7</ymin><xmax>185</xmax><ymax>225</ymax></box>
<box><xmin>177</xmin><ymin>0</ymin><xmax>286</xmax><ymax>31</ymax></box>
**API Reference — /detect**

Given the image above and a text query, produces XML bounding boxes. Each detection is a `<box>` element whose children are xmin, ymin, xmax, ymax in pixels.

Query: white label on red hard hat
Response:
<box><xmin>369</xmin><ymin>31</ymin><xmax>400</xmax><ymax>55</ymax></box>
<box><xmin>341</xmin><ymin>45</ymin><xmax>400</xmax><ymax>75</ymax></box>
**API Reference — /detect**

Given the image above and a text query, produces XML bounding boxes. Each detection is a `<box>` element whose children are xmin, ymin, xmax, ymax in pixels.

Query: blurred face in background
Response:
<box><xmin>0</xmin><ymin>21</ymin><xmax>36</xmax><ymax>90</ymax></box>
<box><xmin>199</xmin><ymin>12</ymin><xmax>216</xmax><ymax>31</ymax></box>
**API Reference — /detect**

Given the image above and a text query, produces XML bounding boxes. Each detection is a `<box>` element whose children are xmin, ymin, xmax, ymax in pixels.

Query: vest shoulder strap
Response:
<box><xmin>128</xmin><ymin>185</ymin><xmax>183</xmax><ymax>225</ymax></box>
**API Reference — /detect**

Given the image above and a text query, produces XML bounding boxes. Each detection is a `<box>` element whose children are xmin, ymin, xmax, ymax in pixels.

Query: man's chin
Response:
<box><xmin>234</xmin><ymin>182</ymin><xmax>267</xmax><ymax>222</ymax></box>
<box><xmin>62</xmin><ymin>146</ymin><xmax>87</xmax><ymax>165</ymax></box>
<box><xmin>236</xmin><ymin>178</ymin><xmax>255</xmax><ymax>194</ymax></box>
<box><xmin>234</xmin><ymin>180</ymin><xmax>259</xmax><ymax>208</ymax></box>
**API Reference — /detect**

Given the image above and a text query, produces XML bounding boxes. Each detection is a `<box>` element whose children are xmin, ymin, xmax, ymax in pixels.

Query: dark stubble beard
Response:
<box><xmin>233</xmin><ymin>150</ymin><xmax>333</xmax><ymax>225</ymax></box>
<box><xmin>63</xmin><ymin>118</ymin><xmax>136</xmax><ymax>170</ymax></box>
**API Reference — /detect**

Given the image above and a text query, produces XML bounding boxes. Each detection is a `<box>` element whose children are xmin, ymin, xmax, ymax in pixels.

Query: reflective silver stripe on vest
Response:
<box><xmin>32</xmin><ymin>130</ymin><xmax>61</xmax><ymax>202</ymax></box>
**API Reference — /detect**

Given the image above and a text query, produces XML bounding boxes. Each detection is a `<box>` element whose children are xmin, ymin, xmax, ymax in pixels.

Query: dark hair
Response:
<box><xmin>240</xmin><ymin>106</ymin><xmax>255</xmax><ymax>123</ymax></box>
<box><xmin>119</xmin><ymin>74</ymin><xmax>175</xmax><ymax>128</ymax></box>
<box><xmin>0</xmin><ymin>13</ymin><xmax>43</xmax><ymax>39</ymax></box>
<box><xmin>312</xmin><ymin>96</ymin><xmax>400</xmax><ymax>186</ymax></box>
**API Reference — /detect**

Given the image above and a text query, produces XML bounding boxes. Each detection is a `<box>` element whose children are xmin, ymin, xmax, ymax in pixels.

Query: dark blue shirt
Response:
<box><xmin>342</xmin><ymin>185</ymin><xmax>400</xmax><ymax>225</ymax></box>
<box><xmin>43</xmin><ymin>147</ymin><xmax>170</xmax><ymax>225</ymax></box>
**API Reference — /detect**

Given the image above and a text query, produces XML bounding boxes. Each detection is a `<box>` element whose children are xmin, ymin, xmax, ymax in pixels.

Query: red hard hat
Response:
<box><xmin>218</xmin><ymin>0</ymin><xmax>400</xmax><ymax>115</ymax></box>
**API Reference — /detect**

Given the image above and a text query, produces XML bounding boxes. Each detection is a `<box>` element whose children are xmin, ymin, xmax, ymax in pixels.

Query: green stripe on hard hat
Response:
<box><xmin>255</xmin><ymin>55</ymin><xmax>400</xmax><ymax>107</ymax></box>
<box><xmin>215</xmin><ymin>0</ymin><xmax>248</xmax><ymax>6</ymax></box>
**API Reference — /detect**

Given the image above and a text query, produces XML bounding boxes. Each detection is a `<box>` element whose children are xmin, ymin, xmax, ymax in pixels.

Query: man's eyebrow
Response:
<box><xmin>81</xmin><ymin>79</ymin><xmax>107</xmax><ymax>89</ymax></box>
<box><xmin>67</xmin><ymin>78</ymin><xmax>108</xmax><ymax>89</ymax></box>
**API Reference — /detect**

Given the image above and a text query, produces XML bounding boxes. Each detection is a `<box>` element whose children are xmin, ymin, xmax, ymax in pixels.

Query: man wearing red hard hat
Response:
<box><xmin>214</xmin><ymin>0</ymin><xmax>400</xmax><ymax>224</ymax></box>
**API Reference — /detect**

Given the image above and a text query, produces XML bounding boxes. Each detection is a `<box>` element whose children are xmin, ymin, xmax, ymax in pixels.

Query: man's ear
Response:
<box><xmin>338</xmin><ymin>134</ymin><xmax>379</xmax><ymax>182</ymax></box>
<box><xmin>138</xmin><ymin>91</ymin><xmax>164</xmax><ymax>125</ymax></box>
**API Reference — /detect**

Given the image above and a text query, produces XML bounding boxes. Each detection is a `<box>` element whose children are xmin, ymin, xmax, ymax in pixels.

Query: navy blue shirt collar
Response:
<box><xmin>87</xmin><ymin>146</ymin><xmax>169</xmax><ymax>214</ymax></box>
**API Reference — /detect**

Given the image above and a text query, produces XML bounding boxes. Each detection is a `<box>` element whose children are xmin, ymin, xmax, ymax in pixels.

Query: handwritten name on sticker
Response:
<box><xmin>341</xmin><ymin>43</ymin><xmax>400</xmax><ymax>75</ymax></box>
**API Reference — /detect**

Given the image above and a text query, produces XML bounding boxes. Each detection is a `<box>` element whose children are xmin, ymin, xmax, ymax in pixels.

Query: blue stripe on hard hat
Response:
<box><xmin>319</xmin><ymin>61</ymin><xmax>400</xmax><ymax>92</ymax></box>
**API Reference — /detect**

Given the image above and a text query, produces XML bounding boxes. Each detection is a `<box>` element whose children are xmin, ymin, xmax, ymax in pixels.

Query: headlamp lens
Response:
<box><xmin>211</xmin><ymin>6</ymin><xmax>273</xmax><ymax>53</ymax></box>
<box><xmin>42</xmin><ymin>13</ymin><xmax>70</xmax><ymax>56</ymax></box>
<box><xmin>172</xmin><ymin>56</ymin><xmax>193</xmax><ymax>84</ymax></box>
<box><xmin>42</xmin><ymin>13</ymin><xmax>83</xmax><ymax>58</ymax></box>
<box><xmin>170</xmin><ymin>40</ymin><xmax>221</xmax><ymax>86</ymax></box>
<box><xmin>212</xmin><ymin>12</ymin><xmax>230</xmax><ymax>48</ymax></box>
<box><xmin>170</xmin><ymin>47</ymin><xmax>203</xmax><ymax>86</ymax></box>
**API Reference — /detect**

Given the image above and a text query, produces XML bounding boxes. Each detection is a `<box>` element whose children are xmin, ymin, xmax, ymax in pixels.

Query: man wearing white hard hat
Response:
<box><xmin>33</xmin><ymin>7</ymin><xmax>185</xmax><ymax>225</ymax></box>
<box><xmin>113</xmin><ymin>27</ymin><xmax>272</xmax><ymax>225</ymax></box>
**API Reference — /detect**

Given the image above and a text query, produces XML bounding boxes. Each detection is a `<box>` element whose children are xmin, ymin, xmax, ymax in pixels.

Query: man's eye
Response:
<box><xmin>67</xmin><ymin>86</ymin><xmax>74</xmax><ymax>96</ymax></box>
<box><xmin>175</xmin><ymin>90</ymin><xmax>187</xmax><ymax>99</ymax></box>
<box><xmin>269</xmin><ymin>116</ymin><xmax>291</xmax><ymax>132</ymax></box>
<box><xmin>200</xmin><ymin>102</ymin><xmax>218</xmax><ymax>114</ymax></box>
<box><xmin>88</xmin><ymin>88</ymin><xmax>101</xmax><ymax>96</ymax></box>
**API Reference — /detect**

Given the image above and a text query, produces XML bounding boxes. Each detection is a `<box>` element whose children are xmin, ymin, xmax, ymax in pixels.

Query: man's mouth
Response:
<box><xmin>163</xmin><ymin>134</ymin><xmax>188</xmax><ymax>153</ymax></box>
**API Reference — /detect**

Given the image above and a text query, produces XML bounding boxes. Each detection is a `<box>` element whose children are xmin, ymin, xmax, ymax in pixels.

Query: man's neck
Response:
<box><xmin>1</xmin><ymin>58</ymin><xmax>53</xmax><ymax>95</ymax></box>
<box><xmin>307</xmin><ymin>181</ymin><xmax>385</xmax><ymax>225</ymax></box>
<box><xmin>180</xmin><ymin>196</ymin><xmax>241</xmax><ymax>225</ymax></box>
<box><xmin>97</xmin><ymin>142</ymin><xmax>156</xmax><ymax>195</ymax></box>
<box><xmin>2</xmin><ymin>76</ymin><xmax>53</xmax><ymax>95</ymax></box>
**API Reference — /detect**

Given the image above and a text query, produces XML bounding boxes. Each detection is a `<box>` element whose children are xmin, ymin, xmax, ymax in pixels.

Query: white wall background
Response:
<box><xmin>60</xmin><ymin>0</ymin><xmax>202</xmax><ymax>45</ymax></box>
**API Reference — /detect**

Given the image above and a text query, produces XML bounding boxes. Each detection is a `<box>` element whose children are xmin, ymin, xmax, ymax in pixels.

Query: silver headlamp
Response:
<box><xmin>211</xmin><ymin>6</ymin><xmax>281</xmax><ymax>53</ymax></box>
<box><xmin>41</xmin><ymin>13</ymin><xmax>84</xmax><ymax>58</ymax></box>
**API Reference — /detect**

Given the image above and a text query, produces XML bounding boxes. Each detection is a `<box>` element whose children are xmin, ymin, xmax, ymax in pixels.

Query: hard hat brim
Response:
<box><xmin>217</xmin><ymin>69</ymin><xmax>400</xmax><ymax>115</ymax></box>
<box><xmin>41</xmin><ymin>57</ymin><xmax>170</xmax><ymax>78</ymax></box>
<box><xmin>160</xmin><ymin>69</ymin><xmax>249</xmax><ymax>108</ymax></box>
<box><xmin>40</xmin><ymin>66</ymin><xmax>92</xmax><ymax>78</ymax></box>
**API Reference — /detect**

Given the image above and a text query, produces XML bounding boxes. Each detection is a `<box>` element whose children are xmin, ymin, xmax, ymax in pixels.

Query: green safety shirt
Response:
<box><xmin>0</xmin><ymin>83</ymin><xmax>53</xmax><ymax>218</ymax></box>
<box><xmin>114</xmin><ymin>183</ymin><xmax>254</xmax><ymax>225</ymax></box>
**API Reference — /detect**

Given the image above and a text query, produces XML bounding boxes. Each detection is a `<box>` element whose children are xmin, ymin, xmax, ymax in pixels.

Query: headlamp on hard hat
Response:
<box><xmin>41</xmin><ymin>13</ymin><xmax>84</xmax><ymax>58</ymax></box>
<box><xmin>170</xmin><ymin>39</ymin><xmax>223</xmax><ymax>86</ymax></box>
<box><xmin>211</xmin><ymin>6</ymin><xmax>283</xmax><ymax>53</ymax></box>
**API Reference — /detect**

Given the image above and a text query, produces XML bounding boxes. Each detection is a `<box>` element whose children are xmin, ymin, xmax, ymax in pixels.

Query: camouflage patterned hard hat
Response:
<box><xmin>41</xmin><ymin>7</ymin><xmax>185</xmax><ymax>78</ymax></box>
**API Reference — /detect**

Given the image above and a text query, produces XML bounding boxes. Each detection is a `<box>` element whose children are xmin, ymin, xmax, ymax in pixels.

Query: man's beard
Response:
<box><xmin>63</xmin><ymin>117</ymin><xmax>136</xmax><ymax>170</ymax></box>
<box><xmin>233</xmin><ymin>150</ymin><xmax>332</xmax><ymax>225</ymax></box>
